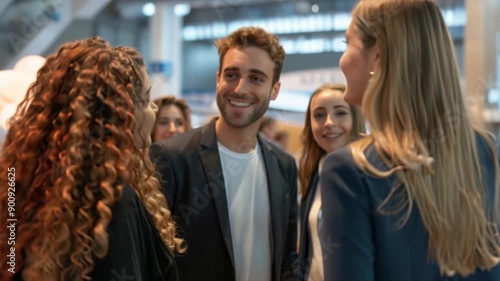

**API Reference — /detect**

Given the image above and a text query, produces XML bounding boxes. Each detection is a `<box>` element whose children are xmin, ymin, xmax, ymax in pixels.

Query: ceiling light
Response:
<box><xmin>174</xmin><ymin>4</ymin><xmax>191</xmax><ymax>17</ymax></box>
<box><xmin>142</xmin><ymin>3</ymin><xmax>156</xmax><ymax>17</ymax></box>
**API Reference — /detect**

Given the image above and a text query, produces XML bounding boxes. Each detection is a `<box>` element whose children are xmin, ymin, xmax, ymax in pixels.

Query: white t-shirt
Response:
<box><xmin>218</xmin><ymin>141</ymin><xmax>272</xmax><ymax>281</ymax></box>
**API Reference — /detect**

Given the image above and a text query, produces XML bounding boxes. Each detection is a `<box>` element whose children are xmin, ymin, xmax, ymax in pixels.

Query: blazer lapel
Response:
<box><xmin>301</xmin><ymin>169</ymin><xmax>319</xmax><ymax>229</ymax></box>
<box><xmin>299</xmin><ymin>169</ymin><xmax>319</xmax><ymax>258</ymax></box>
<box><xmin>259</xmin><ymin>137</ymin><xmax>290</xmax><ymax>280</ymax></box>
<box><xmin>199</xmin><ymin>118</ymin><xmax>235</xmax><ymax>267</ymax></box>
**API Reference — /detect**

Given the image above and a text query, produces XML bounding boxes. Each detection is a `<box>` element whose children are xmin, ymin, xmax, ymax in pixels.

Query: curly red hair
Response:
<box><xmin>0</xmin><ymin>37</ymin><xmax>183</xmax><ymax>281</ymax></box>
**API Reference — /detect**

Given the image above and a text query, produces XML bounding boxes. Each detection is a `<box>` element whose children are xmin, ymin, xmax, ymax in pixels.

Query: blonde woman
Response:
<box><xmin>320</xmin><ymin>0</ymin><xmax>500</xmax><ymax>280</ymax></box>
<box><xmin>0</xmin><ymin>37</ymin><xmax>184</xmax><ymax>281</ymax></box>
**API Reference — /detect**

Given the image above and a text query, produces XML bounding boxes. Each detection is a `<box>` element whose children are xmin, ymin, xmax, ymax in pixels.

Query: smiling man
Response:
<box><xmin>150</xmin><ymin>27</ymin><xmax>298</xmax><ymax>281</ymax></box>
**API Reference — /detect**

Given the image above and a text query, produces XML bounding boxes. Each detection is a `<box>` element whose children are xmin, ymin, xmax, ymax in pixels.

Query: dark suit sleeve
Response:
<box><xmin>282</xmin><ymin>157</ymin><xmax>299</xmax><ymax>280</ymax></box>
<box><xmin>319</xmin><ymin>149</ymin><xmax>375</xmax><ymax>281</ymax></box>
<box><xmin>149</xmin><ymin>142</ymin><xmax>178</xmax><ymax>210</ymax></box>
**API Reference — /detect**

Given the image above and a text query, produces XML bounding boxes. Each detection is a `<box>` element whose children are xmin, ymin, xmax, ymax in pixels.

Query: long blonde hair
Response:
<box><xmin>0</xmin><ymin>37</ymin><xmax>184</xmax><ymax>281</ymax></box>
<box><xmin>350</xmin><ymin>0</ymin><xmax>500</xmax><ymax>276</ymax></box>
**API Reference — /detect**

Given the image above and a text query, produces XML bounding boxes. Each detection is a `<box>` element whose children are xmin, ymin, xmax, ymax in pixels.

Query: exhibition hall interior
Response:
<box><xmin>0</xmin><ymin>0</ymin><xmax>498</xmax><ymax>154</ymax></box>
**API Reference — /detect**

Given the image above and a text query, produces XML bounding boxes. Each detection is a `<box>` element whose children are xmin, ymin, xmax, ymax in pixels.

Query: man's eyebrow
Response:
<box><xmin>223</xmin><ymin>67</ymin><xmax>239</xmax><ymax>72</ymax></box>
<box><xmin>249</xmin><ymin>69</ymin><xmax>268</xmax><ymax>78</ymax></box>
<box><xmin>222</xmin><ymin>67</ymin><xmax>269</xmax><ymax>79</ymax></box>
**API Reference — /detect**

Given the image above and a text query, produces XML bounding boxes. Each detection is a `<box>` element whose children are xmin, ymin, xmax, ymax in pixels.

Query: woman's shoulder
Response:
<box><xmin>118</xmin><ymin>184</ymin><xmax>141</xmax><ymax>204</ymax></box>
<box><xmin>109</xmin><ymin>185</ymin><xmax>160</xmax><ymax>236</ymax></box>
<box><xmin>323</xmin><ymin>141</ymin><xmax>387</xmax><ymax>174</ymax></box>
<box><xmin>92</xmin><ymin>185</ymin><xmax>177</xmax><ymax>280</ymax></box>
<box><xmin>475</xmin><ymin>130</ymin><xmax>497</xmax><ymax>154</ymax></box>
<box><xmin>323</xmin><ymin>146</ymin><xmax>357</xmax><ymax>175</ymax></box>
<box><xmin>111</xmin><ymin>185</ymin><xmax>143</xmax><ymax>217</ymax></box>
<box><xmin>322</xmin><ymin>146</ymin><xmax>368</xmax><ymax>186</ymax></box>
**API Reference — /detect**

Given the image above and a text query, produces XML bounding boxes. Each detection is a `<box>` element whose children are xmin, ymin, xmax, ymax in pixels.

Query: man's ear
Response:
<box><xmin>216</xmin><ymin>71</ymin><xmax>220</xmax><ymax>85</ymax></box>
<box><xmin>270</xmin><ymin>81</ymin><xmax>280</xmax><ymax>101</ymax></box>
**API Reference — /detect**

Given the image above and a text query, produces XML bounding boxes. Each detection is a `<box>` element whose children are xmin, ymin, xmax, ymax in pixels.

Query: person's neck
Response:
<box><xmin>215</xmin><ymin>118</ymin><xmax>259</xmax><ymax>153</ymax></box>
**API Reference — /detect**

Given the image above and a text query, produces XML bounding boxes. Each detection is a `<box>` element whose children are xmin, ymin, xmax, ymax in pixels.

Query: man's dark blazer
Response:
<box><xmin>319</xmin><ymin>132</ymin><xmax>500</xmax><ymax>281</ymax></box>
<box><xmin>150</xmin><ymin>118</ymin><xmax>298</xmax><ymax>281</ymax></box>
<box><xmin>297</xmin><ymin>167</ymin><xmax>319</xmax><ymax>281</ymax></box>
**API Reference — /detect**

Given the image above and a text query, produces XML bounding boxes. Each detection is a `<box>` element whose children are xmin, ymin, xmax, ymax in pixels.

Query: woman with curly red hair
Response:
<box><xmin>0</xmin><ymin>37</ymin><xmax>184</xmax><ymax>281</ymax></box>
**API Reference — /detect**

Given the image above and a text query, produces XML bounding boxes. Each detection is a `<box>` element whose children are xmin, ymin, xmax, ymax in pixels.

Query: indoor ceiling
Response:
<box><xmin>0</xmin><ymin>0</ymin><xmax>465</xmax><ymax>69</ymax></box>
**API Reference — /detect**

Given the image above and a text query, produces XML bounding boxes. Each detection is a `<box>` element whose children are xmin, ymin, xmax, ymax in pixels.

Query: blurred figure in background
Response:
<box><xmin>297</xmin><ymin>83</ymin><xmax>364</xmax><ymax>281</ymax></box>
<box><xmin>259</xmin><ymin>116</ymin><xmax>278</xmax><ymax>140</ymax></box>
<box><xmin>275</xmin><ymin>130</ymin><xmax>291</xmax><ymax>152</ymax></box>
<box><xmin>152</xmin><ymin>95</ymin><xmax>192</xmax><ymax>142</ymax></box>
<box><xmin>260</xmin><ymin>116</ymin><xmax>292</xmax><ymax>152</ymax></box>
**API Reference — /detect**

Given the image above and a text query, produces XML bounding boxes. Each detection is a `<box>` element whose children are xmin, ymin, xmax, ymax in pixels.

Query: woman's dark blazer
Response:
<box><xmin>319</xmin><ymin>132</ymin><xmax>500</xmax><ymax>281</ymax></box>
<box><xmin>298</xmin><ymin>166</ymin><xmax>320</xmax><ymax>281</ymax></box>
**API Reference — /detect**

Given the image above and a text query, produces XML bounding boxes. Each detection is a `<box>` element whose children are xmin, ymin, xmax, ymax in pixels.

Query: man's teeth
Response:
<box><xmin>230</xmin><ymin>100</ymin><xmax>251</xmax><ymax>107</ymax></box>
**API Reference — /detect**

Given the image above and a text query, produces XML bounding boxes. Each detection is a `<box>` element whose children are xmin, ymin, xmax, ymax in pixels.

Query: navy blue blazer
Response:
<box><xmin>150</xmin><ymin>118</ymin><xmax>298</xmax><ymax>281</ymax></box>
<box><xmin>319</xmin><ymin>133</ymin><xmax>500</xmax><ymax>281</ymax></box>
<box><xmin>298</xmin><ymin>167</ymin><xmax>320</xmax><ymax>281</ymax></box>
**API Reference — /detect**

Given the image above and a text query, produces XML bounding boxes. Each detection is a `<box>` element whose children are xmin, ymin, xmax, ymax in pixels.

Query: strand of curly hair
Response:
<box><xmin>115</xmin><ymin>45</ymin><xmax>186</xmax><ymax>254</ymax></box>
